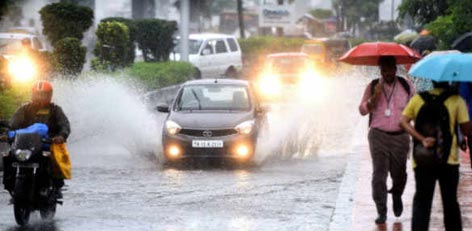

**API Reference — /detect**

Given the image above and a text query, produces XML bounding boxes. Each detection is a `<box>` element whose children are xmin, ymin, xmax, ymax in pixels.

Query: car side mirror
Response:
<box><xmin>156</xmin><ymin>104</ymin><xmax>170</xmax><ymax>113</ymax></box>
<box><xmin>201</xmin><ymin>49</ymin><xmax>211</xmax><ymax>56</ymax></box>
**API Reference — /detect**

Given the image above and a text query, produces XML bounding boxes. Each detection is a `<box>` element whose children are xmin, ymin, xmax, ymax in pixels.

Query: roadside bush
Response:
<box><xmin>135</xmin><ymin>19</ymin><xmax>177</xmax><ymax>62</ymax></box>
<box><xmin>93</xmin><ymin>21</ymin><xmax>130</xmax><ymax>71</ymax></box>
<box><xmin>128</xmin><ymin>61</ymin><xmax>194</xmax><ymax>90</ymax></box>
<box><xmin>0</xmin><ymin>86</ymin><xmax>29</xmax><ymax>120</ymax></box>
<box><xmin>101</xmin><ymin>17</ymin><xmax>137</xmax><ymax>65</ymax></box>
<box><xmin>53</xmin><ymin>37</ymin><xmax>86</xmax><ymax>77</ymax></box>
<box><xmin>39</xmin><ymin>2</ymin><xmax>94</xmax><ymax>45</ymax></box>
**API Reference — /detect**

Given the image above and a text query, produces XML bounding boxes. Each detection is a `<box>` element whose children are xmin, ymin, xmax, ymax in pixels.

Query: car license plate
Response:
<box><xmin>192</xmin><ymin>140</ymin><xmax>223</xmax><ymax>148</ymax></box>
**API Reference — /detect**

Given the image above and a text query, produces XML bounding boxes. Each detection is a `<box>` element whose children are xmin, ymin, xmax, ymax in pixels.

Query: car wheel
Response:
<box><xmin>194</xmin><ymin>68</ymin><xmax>202</xmax><ymax>79</ymax></box>
<box><xmin>225</xmin><ymin>67</ymin><xmax>238</xmax><ymax>78</ymax></box>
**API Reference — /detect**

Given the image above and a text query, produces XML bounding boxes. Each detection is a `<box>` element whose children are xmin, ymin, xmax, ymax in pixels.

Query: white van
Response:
<box><xmin>171</xmin><ymin>33</ymin><xmax>242</xmax><ymax>79</ymax></box>
<box><xmin>0</xmin><ymin>33</ymin><xmax>47</xmax><ymax>59</ymax></box>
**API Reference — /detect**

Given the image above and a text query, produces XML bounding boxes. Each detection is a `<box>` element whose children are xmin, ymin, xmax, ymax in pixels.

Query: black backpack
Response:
<box><xmin>413</xmin><ymin>91</ymin><xmax>453</xmax><ymax>166</ymax></box>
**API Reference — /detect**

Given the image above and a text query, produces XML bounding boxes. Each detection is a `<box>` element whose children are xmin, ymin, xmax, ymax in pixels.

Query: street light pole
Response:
<box><xmin>180</xmin><ymin>0</ymin><xmax>190</xmax><ymax>62</ymax></box>
<box><xmin>391</xmin><ymin>0</ymin><xmax>395</xmax><ymax>21</ymax></box>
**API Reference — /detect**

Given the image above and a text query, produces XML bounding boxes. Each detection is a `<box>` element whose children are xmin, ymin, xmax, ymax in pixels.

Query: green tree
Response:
<box><xmin>101</xmin><ymin>17</ymin><xmax>137</xmax><ymax>65</ymax></box>
<box><xmin>39</xmin><ymin>2</ymin><xmax>94</xmax><ymax>45</ymax></box>
<box><xmin>398</xmin><ymin>0</ymin><xmax>449</xmax><ymax>25</ymax></box>
<box><xmin>426</xmin><ymin>0</ymin><xmax>472</xmax><ymax>49</ymax></box>
<box><xmin>309</xmin><ymin>8</ymin><xmax>333</xmax><ymax>19</ymax></box>
<box><xmin>93</xmin><ymin>21</ymin><xmax>130</xmax><ymax>71</ymax></box>
<box><xmin>332</xmin><ymin>0</ymin><xmax>382</xmax><ymax>33</ymax></box>
<box><xmin>53</xmin><ymin>37</ymin><xmax>86</xmax><ymax>76</ymax></box>
<box><xmin>135</xmin><ymin>19</ymin><xmax>177</xmax><ymax>62</ymax></box>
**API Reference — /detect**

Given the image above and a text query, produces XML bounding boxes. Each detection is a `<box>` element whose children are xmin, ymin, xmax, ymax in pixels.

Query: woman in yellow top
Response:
<box><xmin>400</xmin><ymin>81</ymin><xmax>470</xmax><ymax>231</ymax></box>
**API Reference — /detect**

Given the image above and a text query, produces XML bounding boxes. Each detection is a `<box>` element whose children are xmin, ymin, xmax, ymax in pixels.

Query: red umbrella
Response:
<box><xmin>338</xmin><ymin>42</ymin><xmax>422</xmax><ymax>66</ymax></box>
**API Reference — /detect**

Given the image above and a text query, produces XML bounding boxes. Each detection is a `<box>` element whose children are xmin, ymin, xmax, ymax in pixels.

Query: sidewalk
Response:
<box><xmin>350</xmin><ymin>144</ymin><xmax>472</xmax><ymax>231</ymax></box>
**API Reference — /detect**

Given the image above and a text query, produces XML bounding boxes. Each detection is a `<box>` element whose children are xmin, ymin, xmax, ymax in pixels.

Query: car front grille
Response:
<box><xmin>179</xmin><ymin>129</ymin><xmax>238</xmax><ymax>137</ymax></box>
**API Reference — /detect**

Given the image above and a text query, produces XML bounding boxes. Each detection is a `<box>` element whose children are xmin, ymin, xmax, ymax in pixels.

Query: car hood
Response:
<box><xmin>168</xmin><ymin>111</ymin><xmax>254</xmax><ymax>129</ymax></box>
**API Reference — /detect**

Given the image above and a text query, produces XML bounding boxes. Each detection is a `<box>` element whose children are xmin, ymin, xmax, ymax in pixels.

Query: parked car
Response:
<box><xmin>171</xmin><ymin>33</ymin><xmax>242</xmax><ymax>79</ymax></box>
<box><xmin>0</xmin><ymin>33</ymin><xmax>46</xmax><ymax>59</ymax></box>
<box><xmin>157</xmin><ymin>79</ymin><xmax>266</xmax><ymax>164</ymax></box>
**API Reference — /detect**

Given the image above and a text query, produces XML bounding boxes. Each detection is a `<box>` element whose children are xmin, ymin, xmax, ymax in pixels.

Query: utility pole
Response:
<box><xmin>276</xmin><ymin>0</ymin><xmax>284</xmax><ymax>37</ymax></box>
<box><xmin>237</xmin><ymin>0</ymin><xmax>245</xmax><ymax>39</ymax></box>
<box><xmin>179</xmin><ymin>0</ymin><xmax>189</xmax><ymax>62</ymax></box>
<box><xmin>391</xmin><ymin>0</ymin><xmax>395</xmax><ymax>21</ymax></box>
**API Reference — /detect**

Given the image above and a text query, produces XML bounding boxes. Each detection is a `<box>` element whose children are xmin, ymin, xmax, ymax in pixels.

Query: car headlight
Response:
<box><xmin>258</xmin><ymin>74</ymin><xmax>281</xmax><ymax>97</ymax></box>
<box><xmin>235</xmin><ymin>120</ymin><xmax>255</xmax><ymax>135</ymax></box>
<box><xmin>8</xmin><ymin>55</ymin><xmax>36</xmax><ymax>83</ymax></box>
<box><xmin>165</xmin><ymin>120</ymin><xmax>182</xmax><ymax>135</ymax></box>
<box><xmin>14</xmin><ymin>149</ymin><xmax>32</xmax><ymax>162</ymax></box>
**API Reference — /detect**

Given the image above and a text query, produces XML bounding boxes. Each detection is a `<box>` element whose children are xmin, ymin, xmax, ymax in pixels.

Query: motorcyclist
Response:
<box><xmin>1</xmin><ymin>80</ymin><xmax>70</xmax><ymax>197</ymax></box>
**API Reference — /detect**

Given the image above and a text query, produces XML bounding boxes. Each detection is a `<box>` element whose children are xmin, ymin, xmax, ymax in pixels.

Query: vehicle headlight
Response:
<box><xmin>8</xmin><ymin>55</ymin><xmax>36</xmax><ymax>83</ymax></box>
<box><xmin>14</xmin><ymin>149</ymin><xmax>32</xmax><ymax>162</ymax></box>
<box><xmin>235</xmin><ymin>120</ymin><xmax>255</xmax><ymax>135</ymax></box>
<box><xmin>165</xmin><ymin>120</ymin><xmax>182</xmax><ymax>135</ymax></box>
<box><xmin>258</xmin><ymin>74</ymin><xmax>281</xmax><ymax>97</ymax></box>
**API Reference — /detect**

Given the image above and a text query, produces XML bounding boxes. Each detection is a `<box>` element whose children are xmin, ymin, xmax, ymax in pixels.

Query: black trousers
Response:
<box><xmin>412</xmin><ymin>164</ymin><xmax>462</xmax><ymax>231</ymax></box>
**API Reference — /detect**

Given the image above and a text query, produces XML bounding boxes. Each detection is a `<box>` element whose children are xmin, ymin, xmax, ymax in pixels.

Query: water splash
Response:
<box><xmin>51</xmin><ymin>74</ymin><xmax>163</xmax><ymax>166</ymax></box>
<box><xmin>255</xmin><ymin>67</ymin><xmax>373</xmax><ymax>163</ymax></box>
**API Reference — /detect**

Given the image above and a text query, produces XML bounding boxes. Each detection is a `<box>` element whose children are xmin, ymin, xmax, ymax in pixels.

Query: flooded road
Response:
<box><xmin>0</xmin><ymin>71</ymin><xmax>371</xmax><ymax>230</ymax></box>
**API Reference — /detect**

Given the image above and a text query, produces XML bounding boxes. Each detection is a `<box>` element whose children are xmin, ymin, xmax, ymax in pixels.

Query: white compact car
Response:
<box><xmin>171</xmin><ymin>33</ymin><xmax>243</xmax><ymax>79</ymax></box>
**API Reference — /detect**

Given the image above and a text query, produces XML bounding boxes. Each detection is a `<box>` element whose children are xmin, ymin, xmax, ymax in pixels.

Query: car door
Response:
<box><xmin>198</xmin><ymin>39</ymin><xmax>217</xmax><ymax>77</ymax></box>
<box><xmin>213</xmin><ymin>39</ymin><xmax>230</xmax><ymax>76</ymax></box>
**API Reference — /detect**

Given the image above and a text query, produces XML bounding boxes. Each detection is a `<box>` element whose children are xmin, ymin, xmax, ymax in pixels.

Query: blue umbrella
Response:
<box><xmin>408</xmin><ymin>53</ymin><xmax>472</xmax><ymax>82</ymax></box>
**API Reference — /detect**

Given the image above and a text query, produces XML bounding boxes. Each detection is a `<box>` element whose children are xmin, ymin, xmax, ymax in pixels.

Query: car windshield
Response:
<box><xmin>269</xmin><ymin>56</ymin><xmax>308</xmax><ymax>73</ymax></box>
<box><xmin>176</xmin><ymin>85</ymin><xmax>250</xmax><ymax>111</ymax></box>
<box><xmin>0</xmin><ymin>38</ymin><xmax>23</xmax><ymax>54</ymax></box>
<box><xmin>173</xmin><ymin>39</ymin><xmax>202</xmax><ymax>55</ymax></box>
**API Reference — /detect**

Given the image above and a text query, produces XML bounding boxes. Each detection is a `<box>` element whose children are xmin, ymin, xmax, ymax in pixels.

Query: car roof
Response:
<box><xmin>189</xmin><ymin>33</ymin><xmax>236</xmax><ymax>40</ymax></box>
<box><xmin>267</xmin><ymin>52</ymin><xmax>309</xmax><ymax>58</ymax></box>
<box><xmin>0</xmin><ymin>33</ymin><xmax>35</xmax><ymax>39</ymax></box>
<box><xmin>183</xmin><ymin>79</ymin><xmax>249</xmax><ymax>86</ymax></box>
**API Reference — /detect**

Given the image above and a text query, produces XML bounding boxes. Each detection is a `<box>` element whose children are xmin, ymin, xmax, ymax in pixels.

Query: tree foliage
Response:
<box><xmin>53</xmin><ymin>37</ymin><xmax>86</xmax><ymax>76</ymax></box>
<box><xmin>135</xmin><ymin>19</ymin><xmax>177</xmax><ymax>62</ymax></box>
<box><xmin>93</xmin><ymin>21</ymin><xmax>130</xmax><ymax>71</ymax></box>
<box><xmin>425</xmin><ymin>0</ymin><xmax>472</xmax><ymax>49</ymax></box>
<box><xmin>332</xmin><ymin>0</ymin><xmax>382</xmax><ymax>32</ymax></box>
<box><xmin>101</xmin><ymin>17</ymin><xmax>137</xmax><ymax>65</ymax></box>
<box><xmin>398</xmin><ymin>0</ymin><xmax>449</xmax><ymax>26</ymax></box>
<box><xmin>309</xmin><ymin>9</ymin><xmax>333</xmax><ymax>19</ymax></box>
<box><xmin>39</xmin><ymin>2</ymin><xmax>94</xmax><ymax>45</ymax></box>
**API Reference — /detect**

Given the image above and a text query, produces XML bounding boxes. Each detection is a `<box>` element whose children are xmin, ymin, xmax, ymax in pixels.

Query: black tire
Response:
<box><xmin>14</xmin><ymin>203</ymin><xmax>30</xmax><ymax>226</ymax></box>
<box><xmin>40</xmin><ymin>202</ymin><xmax>56</xmax><ymax>220</ymax></box>
<box><xmin>225</xmin><ymin>67</ymin><xmax>238</xmax><ymax>78</ymax></box>
<box><xmin>194</xmin><ymin>68</ymin><xmax>202</xmax><ymax>79</ymax></box>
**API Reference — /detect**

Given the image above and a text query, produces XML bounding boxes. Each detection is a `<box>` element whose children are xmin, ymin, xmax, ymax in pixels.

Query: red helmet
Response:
<box><xmin>32</xmin><ymin>80</ymin><xmax>53</xmax><ymax>94</ymax></box>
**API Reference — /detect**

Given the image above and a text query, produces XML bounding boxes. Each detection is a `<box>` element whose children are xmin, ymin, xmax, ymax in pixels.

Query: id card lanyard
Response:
<box><xmin>382</xmin><ymin>80</ymin><xmax>396</xmax><ymax>117</ymax></box>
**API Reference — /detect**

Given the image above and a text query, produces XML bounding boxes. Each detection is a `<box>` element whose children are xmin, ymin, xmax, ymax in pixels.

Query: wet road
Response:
<box><xmin>0</xmin><ymin>150</ymin><xmax>348</xmax><ymax>231</ymax></box>
<box><xmin>0</xmin><ymin>73</ymin><xmax>369</xmax><ymax>230</ymax></box>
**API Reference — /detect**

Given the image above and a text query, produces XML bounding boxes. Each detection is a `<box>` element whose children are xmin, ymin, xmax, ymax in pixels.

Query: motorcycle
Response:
<box><xmin>1</xmin><ymin>122</ymin><xmax>61</xmax><ymax>225</ymax></box>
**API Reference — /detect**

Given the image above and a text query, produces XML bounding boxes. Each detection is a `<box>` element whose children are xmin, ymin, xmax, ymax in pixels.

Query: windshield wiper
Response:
<box><xmin>190</xmin><ymin>89</ymin><xmax>202</xmax><ymax>110</ymax></box>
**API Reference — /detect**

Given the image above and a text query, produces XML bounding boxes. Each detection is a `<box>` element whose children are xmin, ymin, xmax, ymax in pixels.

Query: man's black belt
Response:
<box><xmin>372</xmin><ymin>128</ymin><xmax>406</xmax><ymax>136</ymax></box>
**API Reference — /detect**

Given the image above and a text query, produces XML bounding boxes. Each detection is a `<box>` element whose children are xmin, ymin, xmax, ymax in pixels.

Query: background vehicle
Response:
<box><xmin>256</xmin><ymin>52</ymin><xmax>319</xmax><ymax>101</ymax></box>
<box><xmin>301</xmin><ymin>37</ymin><xmax>351</xmax><ymax>73</ymax></box>
<box><xmin>0</xmin><ymin>33</ymin><xmax>46</xmax><ymax>59</ymax></box>
<box><xmin>171</xmin><ymin>33</ymin><xmax>242</xmax><ymax>79</ymax></box>
<box><xmin>157</xmin><ymin>79</ymin><xmax>266</xmax><ymax>164</ymax></box>
<box><xmin>2</xmin><ymin>123</ymin><xmax>60</xmax><ymax>225</ymax></box>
